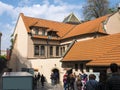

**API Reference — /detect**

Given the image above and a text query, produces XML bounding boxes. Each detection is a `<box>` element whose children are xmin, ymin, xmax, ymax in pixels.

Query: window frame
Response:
<box><xmin>34</xmin><ymin>45</ymin><xmax>39</xmax><ymax>55</ymax></box>
<box><xmin>40</xmin><ymin>45</ymin><xmax>45</xmax><ymax>56</ymax></box>
<box><xmin>56</xmin><ymin>46</ymin><xmax>59</xmax><ymax>56</ymax></box>
<box><xmin>50</xmin><ymin>46</ymin><xmax>53</xmax><ymax>56</ymax></box>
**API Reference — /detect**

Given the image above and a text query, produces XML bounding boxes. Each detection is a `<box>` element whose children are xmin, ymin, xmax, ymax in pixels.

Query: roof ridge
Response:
<box><xmin>24</xmin><ymin>14</ymin><xmax>74</xmax><ymax>26</ymax></box>
<box><xmin>61</xmin><ymin>25</ymin><xmax>77</xmax><ymax>38</ymax></box>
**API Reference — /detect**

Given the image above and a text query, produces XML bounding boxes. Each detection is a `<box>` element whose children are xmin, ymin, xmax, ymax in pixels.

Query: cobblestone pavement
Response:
<box><xmin>35</xmin><ymin>82</ymin><xmax>63</xmax><ymax>90</ymax></box>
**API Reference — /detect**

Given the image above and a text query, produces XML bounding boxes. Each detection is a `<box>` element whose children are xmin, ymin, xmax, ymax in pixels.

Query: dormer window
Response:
<box><xmin>30</xmin><ymin>26</ymin><xmax>47</xmax><ymax>36</ymax></box>
<box><xmin>35</xmin><ymin>29</ymin><xmax>39</xmax><ymax>35</ymax></box>
<box><xmin>32</xmin><ymin>27</ymin><xmax>39</xmax><ymax>35</ymax></box>
<box><xmin>47</xmin><ymin>30</ymin><xmax>59</xmax><ymax>38</ymax></box>
<box><xmin>42</xmin><ymin>29</ymin><xmax>45</xmax><ymax>36</ymax></box>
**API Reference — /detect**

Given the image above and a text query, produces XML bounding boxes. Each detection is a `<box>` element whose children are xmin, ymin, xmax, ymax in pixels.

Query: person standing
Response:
<box><xmin>69</xmin><ymin>74</ymin><xmax>75</xmax><ymax>90</ymax></box>
<box><xmin>97</xmin><ymin>71</ymin><xmax>107</xmax><ymax>90</ymax></box>
<box><xmin>37</xmin><ymin>72</ymin><xmax>41</xmax><ymax>82</ymax></box>
<box><xmin>85</xmin><ymin>74</ymin><xmax>98</xmax><ymax>90</ymax></box>
<box><xmin>106</xmin><ymin>63</ymin><xmax>120</xmax><ymax>90</ymax></box>
<box><xmin>41</xmin><ymin>74</ymin><xmax>45</xmax><ymax>87</ymax></box>
<box><xmin>76</xmin><ymin>76</ymin><xmax>82</xmax><ymax>90</ymax></box>
<box><xmin>63</xmin><ymin>73</ymin><xmax>68</xmax><ymax>90</ymax></box>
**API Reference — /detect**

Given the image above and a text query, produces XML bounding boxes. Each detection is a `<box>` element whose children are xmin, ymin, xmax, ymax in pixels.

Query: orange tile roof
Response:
<box><xmin>20</xmin><ymin>13</ymin><xmax>75</xmax><ymax>38</ymax></box>
<box><xmin>62</xmin><ymin>33</ymin><xmax>120</xmax><ymax>66</ymax></box>
<box><xmin>63</xmin><ymin>15</ymin><xmax>109</xmax><ymax>39</ymax></box>
<box><xmin>20</xmin><ymin>13</ymin><xmax>109</xmax><ymax>39</ymax></box>
<box><xmin>87</xmin><ymin>45</ymin><xmax>120</xmax><ymax>66</ymax></box>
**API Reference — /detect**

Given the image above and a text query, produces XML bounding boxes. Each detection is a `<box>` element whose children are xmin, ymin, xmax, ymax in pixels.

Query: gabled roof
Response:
<box><xmin>20</xmin><ymin>13</ymin><xmax>75</xmax><ymax>38</ymax></box>
<box><xmin>62</xmin><ymin>15</ymin><xmax>109</xmax><ymax>39</ymax></box>
<box><xmin>63</xmin><ymin>13</ymin><xmax>81</xmax><ymax>24</ymax></box>
<box><xmin>62</xmin><ymin>33</ymin><xmax>120</xmax><ymax>65</ymax></box>
<box><xmin>20</xmin><ymin>13</ymin><xmax>109</xmax><ymax>40</ymax></box>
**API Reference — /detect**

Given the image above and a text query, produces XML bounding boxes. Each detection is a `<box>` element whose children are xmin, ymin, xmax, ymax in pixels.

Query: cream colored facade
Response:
<box><xmin>104</xmin><ymin>10</ymin><xmax>120</xmax><ymax>34</ymax></box>
<box><xmin>9</xmin><ymin>11</ymin><xmax>120</xmax><ymax>85</ymax></box>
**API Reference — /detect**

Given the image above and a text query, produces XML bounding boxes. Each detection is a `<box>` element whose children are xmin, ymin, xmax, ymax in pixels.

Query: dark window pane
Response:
<box><xmin>40</xmin><ymin>46</ymin><xmax>45</xmax><ymax>56</ymax></box>
<box><xmin>50</xmin><ymin>46</ymin><xmax>53</xmax><ymax>56</ymax></box>
<box><xmin>34</xmin><ymin>45</ymin><xmax>39</xmax><ymax>55</ymax></box>
<box><xmin>56</xmin><ymin>46</ymin><xmax>59</xmax><ymax>56</ymax></box>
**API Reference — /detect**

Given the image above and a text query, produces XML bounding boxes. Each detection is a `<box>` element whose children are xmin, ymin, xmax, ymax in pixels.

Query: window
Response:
<box><xmin>56</xmin><ymin>46</ymin><xmax>59</xmax><ymax>56</ymax></box>
<box><xmin>63</xmin><ymin>47</ymin><xmax>65</xmax><ymax>53</ymax></box>
<box><xmin>42</xmin><ymin>30</ymin><xmax>45</xmax><ymax>36</ymax></box>
<box><xmin>50</xmin><ymin>46</ymin><xmax>53</xmax><ymax>56</ymax></box>
<box><xmin>34</xmin><ymin>45</ymin><xmax>39</xmax><ymax>55</ymax></box>
<box><xmin>75</xmin><ymin>64</ymin><xmax>78</xmax><ymax>71</ymax></box>
<box><xmin>35</xmin><ymin>30</ymin><xmax>39</xmax><ymax>35</ymax></box>
<box><xmin>47</xmin><ymin>31</ymin><xmax>58</xmax><ymax>37</ymax></box>
<box><xmin>40</xmin><ymin>46</ymin><xmax>45</xmax><ymax>56</ymax></box>
<box><xmin>60</xmin><ymin>47</ymin><xmax>62</xmax><ymax>56</ymax></box>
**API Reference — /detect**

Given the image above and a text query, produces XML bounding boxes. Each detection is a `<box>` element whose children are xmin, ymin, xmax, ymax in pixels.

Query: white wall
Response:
<box><xmin>105</xmin><ymin>12</ymin><xmax>120</xmax><ymax>34</ymax></box>
<box><xmin>29</xmin><ymin>58</ymin><xmax>65</xmax><ymax>84</ymax></box>
<box><xmin>9</xmin><ymin>14</ymin><xmax>31</xmax><ymax>71</ymax></box>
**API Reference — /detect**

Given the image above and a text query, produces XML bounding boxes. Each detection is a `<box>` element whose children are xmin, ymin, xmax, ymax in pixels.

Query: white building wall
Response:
<box><xmin>105</xmin><ymin>12</ymin><xmax>120</xmax><ymax>34</ymax></box>
<box><xmin>9</xmin><ymin>15</ymin><xmax>32</xmax><ymax>71</ymax></box>
<box><xmin>29</xmin><ymin>58</ymin><xmax>65</xmax><ymax>85</ymax></box>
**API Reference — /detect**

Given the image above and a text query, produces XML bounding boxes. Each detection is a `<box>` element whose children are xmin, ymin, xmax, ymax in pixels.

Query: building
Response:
<box><xmin>1</xmin><ymin>50</ymin><xmax>7</xmax><ymax>56</ymax></box>
<box><xmin>0</xmin><ymin>32</ymin><xmax>2</xmax><ymax>55</ymax></box>
<box><xmin>8</xmin><ymin>9</ymin><xmax>120</xmax><ymax>84</ymax></box>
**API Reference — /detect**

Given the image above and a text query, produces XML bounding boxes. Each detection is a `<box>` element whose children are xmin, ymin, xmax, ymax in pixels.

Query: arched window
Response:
<box><xmin>50</xmin><ymin>46</ymin><xmax>53</xmax><ymax>56</ymax></box>
<box><xmin>40</xmin><ymin>45</ymin><xmax>45</xmax><ymax>56</ymax></box>
<box><xmin>56</xmin><ymin>46</ymin><xmax>59</xmax><ymax>56</ymax></box>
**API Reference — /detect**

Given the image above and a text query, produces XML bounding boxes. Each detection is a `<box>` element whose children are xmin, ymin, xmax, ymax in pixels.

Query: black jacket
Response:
<box><xmin>106</xmin><ymin>73</ymin><xmax>120</xmax><ymax>90</ymax></box>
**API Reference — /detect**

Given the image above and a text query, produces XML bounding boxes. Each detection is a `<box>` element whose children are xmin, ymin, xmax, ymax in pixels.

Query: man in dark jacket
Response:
<box><xmin>106</xmin><ymin>63</ymin><xmax>120</xmax><ymax>90</ymax></box>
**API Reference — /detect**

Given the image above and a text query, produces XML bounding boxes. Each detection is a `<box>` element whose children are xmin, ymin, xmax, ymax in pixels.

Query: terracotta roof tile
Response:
<box><xmin>62</xmin><ymin>33</ymin><xmax>120</xmax><ymax>66</ymax></box>
<box><xmin>20</xmin><ymin>13</ymin><xmax>109</xmax><ymax>39</ymax></box>
<box><xmin>21</xmin><ymin>13</ymin><xmax>75</xmax><ymax>38</ymax></box>
<box><xmin>87</xmin><ymin>45</ymin><xmax>120</xmax><ymax>66</ymax></box>
<box><xmin>63</xmin><ymin>15</ymin><xmax>109</xmax><ymax>39</ymax></box>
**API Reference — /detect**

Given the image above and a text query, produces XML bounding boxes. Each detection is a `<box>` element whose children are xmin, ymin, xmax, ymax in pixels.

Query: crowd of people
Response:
<box><xmin>63</xmin><ymin>63</ymin><xmax>120</xmax><ymax>90</ymax></box>
<box><xmin>33</xmin><ymin>72</ymin><xmax>46</xmax><ymax>89</ymax></box>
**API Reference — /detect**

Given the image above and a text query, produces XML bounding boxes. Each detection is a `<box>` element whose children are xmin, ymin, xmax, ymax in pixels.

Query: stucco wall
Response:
<box><xmin>29</xmin><ymin>58</ymin><xmax>65</xmax><ymax>85</ymax></box>
<box><xmin>105</xmin><ymin>12</ymin><xmax>120</xmax><ymax>34</ymax></box>
<box><xmin>9</xmin><ymin>15</ymin><xmax>32</xmax><ymax>71</ymax></box>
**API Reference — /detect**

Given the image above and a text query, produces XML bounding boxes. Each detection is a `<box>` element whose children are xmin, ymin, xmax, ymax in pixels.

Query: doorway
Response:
<box><xmin>52</xmin><ymin>68</ymin><xmax>60</xmax><ymax>84</ymax></box>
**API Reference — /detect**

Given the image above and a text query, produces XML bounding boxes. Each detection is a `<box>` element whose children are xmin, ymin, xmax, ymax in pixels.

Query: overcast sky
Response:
<box><xmin>0</xmin><ymin>0</ymin><xmax>120</xmax><ymax>50</ymax></box>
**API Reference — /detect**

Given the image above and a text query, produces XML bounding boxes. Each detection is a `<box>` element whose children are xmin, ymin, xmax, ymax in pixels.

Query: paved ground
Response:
<box><xmin>35</xmin><ymin>82</ymin><xmax>63</xmax><ymax>90</ymax></box>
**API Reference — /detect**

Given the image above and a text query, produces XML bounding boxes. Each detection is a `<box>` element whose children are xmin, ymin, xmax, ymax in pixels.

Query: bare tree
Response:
<box><xmin>83</xmin><ymin>0</ymin><xmax>110</xmax><ymax>20</ymax></box>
